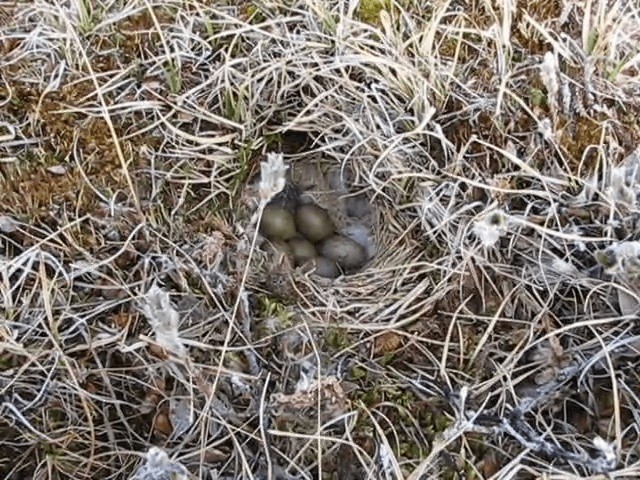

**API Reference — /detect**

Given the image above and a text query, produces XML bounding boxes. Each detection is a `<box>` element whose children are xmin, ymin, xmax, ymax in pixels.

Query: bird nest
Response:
<box><xmin>236</xmin><ymin>151</ymin><xmax>449</xmax><ymax>349</ymax></box>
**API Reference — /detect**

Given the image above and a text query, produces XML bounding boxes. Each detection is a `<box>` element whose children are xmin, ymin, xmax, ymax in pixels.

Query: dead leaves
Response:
<box><xmin>270</xmin><ymin>376</ymin><xmax>349</xmax><ymax>428</ymax></box>
<box><xmin>373</xmin><ymin>331</ymin><xmax>404</xmax><ymax>356</ymax></box>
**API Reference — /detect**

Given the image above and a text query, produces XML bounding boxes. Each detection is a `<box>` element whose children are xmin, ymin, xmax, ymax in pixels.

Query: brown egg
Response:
<box><xmin>295</xmin><ymin>204</ymin><xmax>335</xmax><ymax>242</ymax></box>
<box><xmin>288</xmin><ymin>237</ymin><xmax>317</xmax><ymax>266</ymax></box>
<box><xmin>260</xmin><ymin>205</ymin><xmax>297</xmax><ymax>240</ymax></box>
<box><xmin>312</xmin><ymin>256</ymin><xmax>340</xmax><ymax>278</ymax></box>
<box><xmin>319</xmin><ymin>235</ymin><xmax>367</xmax><ymax>270</ymax></box>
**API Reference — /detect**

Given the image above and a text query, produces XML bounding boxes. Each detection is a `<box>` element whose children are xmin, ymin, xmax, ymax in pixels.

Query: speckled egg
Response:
<box><xmin>260</xmin><ymin>205</ymin><xmax>297</xmax><ymax>241</ymax></box>
<box><xmin>319</xmin><ymin>234</ymin><xmax>367</xmax><ymax>270</ymax></box>
<box><xmin>295</xmin><ymin>204</ymin><xmax>335</xmax><ymax>243</ymax></box>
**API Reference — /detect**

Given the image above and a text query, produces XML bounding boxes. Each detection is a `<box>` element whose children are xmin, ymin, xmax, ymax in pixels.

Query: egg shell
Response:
<box><xmin>260</xmin><ymin>205</ymin><xmax>297</xmax><ymax>240</ymax></box>
<box><xmin>319</xmin><ymin>234</ymin><xmax>367</xmax><ymax>270</ymax></box>
<box><xmin>288</xmin><ymin>237</ymin><xmax>317</xmax><ymax>266</ymax></box>
<box><xmin>295</xmin><ymin>204</ymin><xmax>335</xmax><ymax>242</ymax></box>
<box><xmin>312</xmin><ymin>256</ymin><xmax>340</xmax><ymax>278</ymax></box>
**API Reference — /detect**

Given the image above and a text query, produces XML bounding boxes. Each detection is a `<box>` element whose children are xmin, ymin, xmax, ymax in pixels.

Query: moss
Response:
<box><xmin>511</xmin><ymin>0</ymin><xmax>563</xmax><ymax>55</ymax></box>
<box><xmin>0</xmin><ymin>355</ymin><xmax>12</xmax><ymax>371</ymax></box>
<box><xmin>239</xmin><ymin>3</ymin><xmax>265</xmax><ymax>23</ymax></box>
<box><xmin>349</xmin><ymin>365</ymin><xmax>368</xmax><ymax>380</ymax></box>
<box><xmin>324</xmin><ymin>327</ymin><xmax>353</xmax><ymax>350</ymax></box>
<box><xmin>357</xmin><ymin>0</ymin><xmax>391</xmax><ymax>25</ymax></box>
<box><xmin>256</xmin><ymin>294</ymin><xmax>294</xmax><ymax>328</ymax></box>
<box><xmin>529</xmin><ymin>87</ymin><xmax>547</xmax><ymax>108</ymax></box>
<box><xmin>557</xmin><ymin>115</ymin><xmax>606</xmax><ymax>175</ymax></box>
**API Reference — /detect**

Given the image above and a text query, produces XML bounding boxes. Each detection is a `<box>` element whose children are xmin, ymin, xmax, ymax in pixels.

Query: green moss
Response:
<box><xmin>324</xmin><ymin>327</ymin><xmax>352</xmax><ymax>350</ymax></box>
<box><xmin>257</xmin><ymin>294</ymin><xmax>294</xmax><ymax>326</ymax></box>
<box><xmin>399</xmin><ymin>441</ymin><xmax>423</xmax><ymax>459</ymax></box>
<box><xmin>529</xmin><ymin>87</ymin><xmax>546</xmax><ymax>108</ymax></box>
<box><xmin>379</xmin><ymin>351</ymin><xmax>397</xmax><ymax>365</ymax></box>
<box><xmin>357</xmin><ymin>0</ymin><xmax>391</xmax><ymax>25</ymax></box>
<box><xmin>243</xmin><ymin>3</ymin><xmax>265</xmax><ymax>23</ymax></box>
<box><xmin>349</xmin><ymin>365</ymin><xmax>368</xmax><ymax>380</ymax></box>
<box><xmin>0</xmin><ymin>355</ymin><xmax>12</xmax><ymax>370</ymax></box>
<box><xmin>358</xmin><ymin>389</ymin><xmax>382</xmax><ymax>406</ymax></box>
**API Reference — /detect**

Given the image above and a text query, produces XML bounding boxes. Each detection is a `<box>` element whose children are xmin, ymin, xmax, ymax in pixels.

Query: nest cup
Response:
<box><xmin>245</xmin><ymin>128</ymin><xmax>428</xmax><ymax>328</ymax></box>
<box><xmin>258</xmin><ymin>157</ymin><xmax>379</xmax><ymax>278</ymax></box>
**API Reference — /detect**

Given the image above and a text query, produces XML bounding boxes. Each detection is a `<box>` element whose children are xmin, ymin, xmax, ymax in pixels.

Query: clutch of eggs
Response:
<box><xmin>260</xmin><ymin>197</ymin><xmax>369</xmax><ymax>278</ymax></box>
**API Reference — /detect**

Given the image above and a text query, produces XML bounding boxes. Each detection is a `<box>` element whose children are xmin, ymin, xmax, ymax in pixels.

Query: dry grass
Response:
<box><xmin>2</xmin><ymin>0</ymin><xmax>640</xmax><ymax>478</ymax></box>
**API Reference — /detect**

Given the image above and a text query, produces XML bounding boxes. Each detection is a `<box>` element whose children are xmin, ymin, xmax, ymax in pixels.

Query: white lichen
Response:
<box><xmin>129</xmin><ymin>447</ymin><xmax>188</xmax><ymax>480</ymax></box>
<box><xmin>472</xmin><ymin>210</ymin><xmax>508</xmax><ymax>248</ymax></box>
<box><xmin>139</xmin><ymin>284</ymin><xmax>186</xmax><ymax>358</ymax></box>
<box><xmin>258</xmin><ymin>152</ymin><xmax>288</xmax><ymax>206</ymax></box>
<box><xmin>539</xmin><ymin>51</ymin><xmax>559</xmax><ymax>111</ymax></box>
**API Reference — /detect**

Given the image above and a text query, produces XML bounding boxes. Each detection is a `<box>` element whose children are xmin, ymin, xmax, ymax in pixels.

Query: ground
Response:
<box><xmin>1</xmin><ymin>0</ymin><xmax>640</xmax><ymax>479</ymax></box>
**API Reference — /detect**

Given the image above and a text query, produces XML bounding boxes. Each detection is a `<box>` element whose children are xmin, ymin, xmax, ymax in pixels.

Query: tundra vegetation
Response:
<box><xmin>1</xmin><ymin>0</ymin><xmax>640</xmax><ymax>479</ymax></box>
